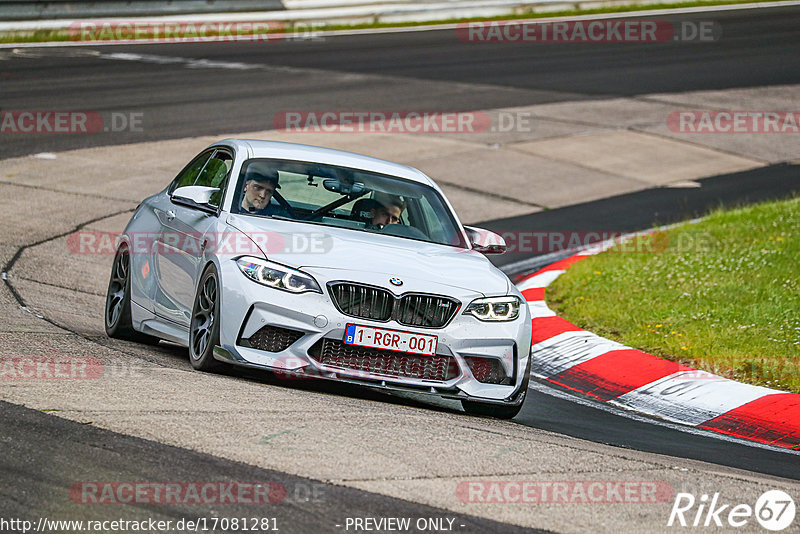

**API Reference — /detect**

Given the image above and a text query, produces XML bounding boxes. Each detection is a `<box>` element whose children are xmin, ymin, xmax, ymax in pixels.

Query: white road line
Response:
<box><xmin>2</xmin><ymin>1</ymin><xmax>799</xmax><ymax>48</ymax></box>
<box><xmin>98</xmin><ymin>51</ymin><xmax>261</xmax><ymax>70</ymax></box>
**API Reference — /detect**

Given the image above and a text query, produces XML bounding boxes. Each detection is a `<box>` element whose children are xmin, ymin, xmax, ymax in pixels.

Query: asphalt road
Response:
<box><xmin>0</xmin><ymin>400</ymin><xmax>543</xmax><ymax>534</ymax></box>
<box><xmin>518</xmin><ymin>382</ymin><xmax>800</xmax><ymax>481</ymax></box>
<box><xmin>1</xmin><ymin>6</ymin><xmax>799</xmax><ymax>158</ymax></box>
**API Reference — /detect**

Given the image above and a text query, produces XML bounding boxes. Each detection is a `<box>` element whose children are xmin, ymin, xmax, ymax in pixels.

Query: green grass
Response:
<box><xmin>547</xmin><ymin>197</ymin><xmax>800</xmax><ymax>393</ymax></box>
<box><xmin>0</xmin><ymin>0</ymin><xmax>780</xmax><ymax>44</ymax></box>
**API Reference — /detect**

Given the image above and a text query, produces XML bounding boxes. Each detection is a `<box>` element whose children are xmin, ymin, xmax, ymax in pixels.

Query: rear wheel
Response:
<box><xmin>189</xmin><ymin>264</ymin><xmax>222</xmax><ymax>371</ymax></box>
<box><xmin>104</xmin><ymin>244</ymin><xmax>159</xmax><ymax>344</ymax></box>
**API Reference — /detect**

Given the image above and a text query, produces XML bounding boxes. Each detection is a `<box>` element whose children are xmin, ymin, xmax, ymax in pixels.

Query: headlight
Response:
<box><xmin>464</xmin><ymin>296</ymin><xmax>521</xmax><ymax>321</ymax></box>
<box><xmin>236</xmin><ymin>256</ymin><xmax>321</xmax><ymax>294</ymax></box>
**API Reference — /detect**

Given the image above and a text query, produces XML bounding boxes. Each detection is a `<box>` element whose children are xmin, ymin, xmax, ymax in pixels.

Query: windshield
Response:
<box><xmin>232</xmin><ymin>158</ymin><xmax>468</xmax><ymax>248</ymax></box>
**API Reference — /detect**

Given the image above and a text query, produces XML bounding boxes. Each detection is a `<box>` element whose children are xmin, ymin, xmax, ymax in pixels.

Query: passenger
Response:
<box><xmin>368</xmin><ymin>194</ymin><xmax>405</xmax><ymax>228</ymax></box>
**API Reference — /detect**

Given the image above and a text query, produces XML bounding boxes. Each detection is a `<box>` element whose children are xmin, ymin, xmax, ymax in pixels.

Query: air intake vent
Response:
<box><xmin>241</xmin><ymin>325</ymin><xmax>304</xmax><ymax>353</ymax></box>
<box><xmin>464</xmin><ymin>356</ymin><xmax>512</xmax><ymax>385</ymax></box>
<box><xmin>308</xmin><ymin>338</ymin><xmax>459</xmax><ymax>381</ymax></box>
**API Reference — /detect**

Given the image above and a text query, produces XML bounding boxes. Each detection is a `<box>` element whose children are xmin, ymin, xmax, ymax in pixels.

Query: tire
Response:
<box><xmin>189</xmin><ymin>264</ymin><xmax>222</xmax><ymax>371</ymax></box>
<box><xmin>461</xmin><ymin>373</ymin><xmax>530</xmax><ymax>420</ymax></box>
<box><xmin>105</xmin><ymin>244</ymin><xmax>160</xmax><ymax>344</ymax></box>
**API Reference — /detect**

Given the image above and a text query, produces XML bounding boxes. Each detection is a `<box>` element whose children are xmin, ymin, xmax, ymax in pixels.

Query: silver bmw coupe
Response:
<box><xmin>105</xmin><ymin>139</ymin><xmax>531</xmax><ymax>418</ymax></box>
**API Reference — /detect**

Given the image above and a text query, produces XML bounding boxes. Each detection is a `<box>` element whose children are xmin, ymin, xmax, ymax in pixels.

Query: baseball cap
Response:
<box><xmin>244</xmin><ymin>167</ymin><xmax>280</xmax><ymax>189</ymax></box>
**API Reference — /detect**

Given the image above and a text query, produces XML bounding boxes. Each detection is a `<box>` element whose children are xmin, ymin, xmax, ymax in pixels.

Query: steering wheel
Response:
<box><xmin>380</xmin><ymin>223</ymin><xmax>429</xmax><ymax>240</ymax></box>
<box><xmin>274</xmin><ymin>192</ymin><xmax>297</xmax><ymax>218</ymax></box>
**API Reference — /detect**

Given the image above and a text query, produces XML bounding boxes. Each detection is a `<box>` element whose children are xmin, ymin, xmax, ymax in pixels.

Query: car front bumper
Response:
<box><xmin>215</xmin><ymin>259</ymin><xmax>532</xmax><ymax>405</ymax></box>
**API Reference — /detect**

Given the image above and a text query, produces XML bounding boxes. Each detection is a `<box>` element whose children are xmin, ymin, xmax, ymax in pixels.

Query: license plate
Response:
<box><xmin>344</xmin><ymin>324</ymin><xmax>438</xmax><ymax>356</ymax></box>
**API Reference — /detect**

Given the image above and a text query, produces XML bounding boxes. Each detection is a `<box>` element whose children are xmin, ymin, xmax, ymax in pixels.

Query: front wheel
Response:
<box><xmin>189</xmin><ymin>264</ymin><xmax>222</xmax><ymax>371</ymax></box>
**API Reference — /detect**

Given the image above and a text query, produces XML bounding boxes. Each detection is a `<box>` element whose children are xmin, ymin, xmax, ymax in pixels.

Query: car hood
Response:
<box><xmin>226</xmin><ymin>214</ymin><xmax>510</xmax><ymax>297</ymax></box>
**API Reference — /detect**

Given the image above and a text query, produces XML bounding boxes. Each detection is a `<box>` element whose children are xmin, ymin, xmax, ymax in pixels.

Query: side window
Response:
<box><xmin>196</xmin><ymin>150</ymin><xmax>233</xmax><ymax>208</ymax></box>
<box><xmin>196</xmin><ymin>151</ymin><xmax>233</xmax><ymax>188</ymax></box>
<box><xmin>170</xmin><ymin>152</ymin><xmax>212</xmax><ymax>192</ymax></box>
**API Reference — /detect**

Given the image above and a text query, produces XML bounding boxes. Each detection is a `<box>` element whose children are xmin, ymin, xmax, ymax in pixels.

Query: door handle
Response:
<box><xmin>166</xmin><ymin>210</ymin><xmax>176</xmax><ymax>222</ymax></box>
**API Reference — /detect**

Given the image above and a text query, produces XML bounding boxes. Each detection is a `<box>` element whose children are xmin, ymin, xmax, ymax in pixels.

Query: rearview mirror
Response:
<box><xmin>323</xmin><ymin>179</ymin><xmax>366</xmax><ymax>196</ymax></box>
<box><xmin>464</xmin><ymin>226</ymin><xmax>507</xmax><ymax>254</ymax></box>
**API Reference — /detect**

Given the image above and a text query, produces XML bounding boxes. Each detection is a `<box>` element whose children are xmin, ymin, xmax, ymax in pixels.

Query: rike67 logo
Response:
<box><xmin>668</xmin><ymin>490</ymin><xmax>795</xmax><ymax>531</ymax></box>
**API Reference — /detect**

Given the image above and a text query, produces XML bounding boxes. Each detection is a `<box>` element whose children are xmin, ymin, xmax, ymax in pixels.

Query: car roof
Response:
<box><xmin>214</xmin><ymin>138</ymin><xmax>436</xmax><ymax>187</ymax></box>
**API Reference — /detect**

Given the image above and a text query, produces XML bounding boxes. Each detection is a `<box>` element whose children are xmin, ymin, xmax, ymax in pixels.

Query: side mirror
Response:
<box><xmin>464</xmin><ymin>226</ymin><xmax>507</xmax><ymax>254</ymax></box>
<box><xmin>171</xmin><ymin>186</ymin><xmax>219</xmax><ymax>214</ymax></box>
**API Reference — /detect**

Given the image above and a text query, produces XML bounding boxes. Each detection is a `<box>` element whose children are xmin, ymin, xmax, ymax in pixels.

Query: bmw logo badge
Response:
<box><xmin>389</xmin><ymin>277</ymin><xmax>403</xmax><ymax>286</ymax></box>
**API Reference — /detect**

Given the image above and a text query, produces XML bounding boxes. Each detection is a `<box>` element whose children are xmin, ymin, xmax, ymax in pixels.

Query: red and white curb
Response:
<box><xmin>517</xmin><ymin>247</ymin><xmax>800</xmax><ymax>450</ymax></box>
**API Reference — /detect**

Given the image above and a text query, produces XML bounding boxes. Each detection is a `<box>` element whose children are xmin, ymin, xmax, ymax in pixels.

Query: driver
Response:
<box><xmin>240</xmin><ymin>168</ymin><xmax>284</xmax><ymax>215</ymax></box>
<box><xmin>368</xmin><ymin>194</ymin><xmax>405</xmax><ymax>228</ymax></box>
